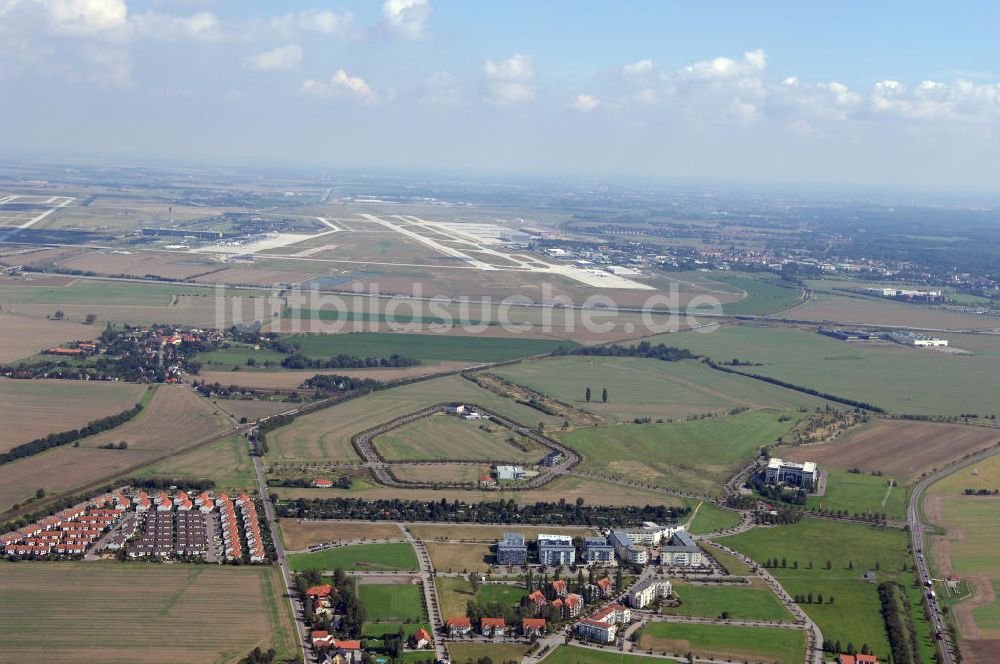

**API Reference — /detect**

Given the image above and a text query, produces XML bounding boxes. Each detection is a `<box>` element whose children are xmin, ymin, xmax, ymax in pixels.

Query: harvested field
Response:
<box><xmin>0</xmin><ymin>380</ymin><xmax>145</xmax><ymax>452</ymax></box>
<box><xmin>423</xmin><ymin>542</ymin><xmax>492</xmax><ymax>572</ymax></box>
<box><xmin>0</xmin><ymin>384</ymin><xmax>231</xmax><ymax>514</ymax></box>
<box><xmin>265</xmin><ymin>374</ymin><xmax>564</xmax><ymax>462</ymax></box>
<box><xmin>212</xmin><ymin>398</ymin><xmax>297</xmax><ymax>422</ymax></box>
<box><xmin>131</xmin><ymin>434</ymin><xmax>257</xmax><ymax>493</ymax></box>
<box><xmin>193</xmin><ymin>267</ymin><xmax>317</xmax><ymax>286</ymax></box>
<box><xmin>785</xmin><ymin>419</ymin><xmax>1000</xmax><ymax>482</ymax></box>
<box><xmin>638</xmin><ymin>622</ymin><xmax>806</xmax><ymax>664</ymax></box>
<box><xmin>0</xmin><ymin>562</ymin><xmax>297</xmax><ymax>664</ymax></box>
<box><xmin>275</xmin><ymin>474</ymin><xmax>689</xmax><ymax>509</ymax></box>
<box><xmin>408</xmin><ymin>523</ymin><xmax>596</xmax><ymax>542</ymax></box>
<box><xmin>375</xmin><ymin>413</ymin><xmax>548</xmax><ymax>463</ymax></box>
<box><xmin>786</xmin><ymin>292</ymin><xmax>999</xmax><ymax>331</ymax></box>
<box><xmin>279</xmin><ymin>520</ymin><xmax>403</xmax><ymax>551</ymax></box>
<box><xmin>53</xmin><ymin>250</ymin><xmax>223</xmax><ymax>281</ymax></box>
<box><xmin>195</xmin><ymin>362</ymin><xmax>467</xmax><ymax>390</ymax></box>
<box><xmin>0</xmin><ymin>311</ymin><xmax>97</xmax><ymax>362</ymax></box>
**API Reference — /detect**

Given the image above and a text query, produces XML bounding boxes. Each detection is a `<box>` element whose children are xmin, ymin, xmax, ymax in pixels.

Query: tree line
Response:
<box><xmin>560</xmin><ymin>341</ymin><xmax>696</xmax><ymax>362</ymax></box>
<box><xmin>281</xmin><ymin>353</ymin><xmax>420</xmax><ymax>370</ymax></box>
<box><xmin>0</xmin><ymin>401</ymin><xmax>145</xmax><ymax>466</ymax></box>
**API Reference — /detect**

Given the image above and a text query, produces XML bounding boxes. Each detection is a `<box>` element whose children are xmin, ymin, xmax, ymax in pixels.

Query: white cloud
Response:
<box><xmin>382</xmin><ymin>0</ymin><xmax>430</xmax><ymax>39</ymax></box>
<box><xmin>45</xmin><ymin>0</ymin><xmax>128</xmax><ymax>36</ymax></box>
<box><xmin>421</xmin><ymin>70</ymin><xmax>461</xmax><ymax>105</ymax></box>
<box><xmin>301</xmin><ymin>68</ymin><xmax>376</xmax><ymax>103</ymax></box>
<box><xmin>270</xmin><ymin>9</ymin><xmax>353</xmax><ymax>38</ymax></box>
<box><xmin>131</xmin><ymin>10</ymin><xmax>221</xmax><ymax>41</ymax></box>
<box><xmin>622</xmin><ymin>59</ymin><xmax>653</xmax><ymax>77</ymax></box>
<box><xmin>682</xmin><ymin>48</ymin><xmax>766</xmax><ymax>80</ymax></box>
<box><xmin>248</xmin><ymin>43</ymin><xmax>302</xmax><ymax>71</ymax></box>
<box><xmin>483</xmin><ymin>53</ymin><xmax>535</xmax><ymax>104</ymax></box>
<box><xmin>570</xmin><ymin>94</ymin><xmax>600</xmax><ymax>111</ymax></box>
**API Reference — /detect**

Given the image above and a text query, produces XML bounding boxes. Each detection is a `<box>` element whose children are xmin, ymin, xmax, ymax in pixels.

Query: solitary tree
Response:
<box><xmin>602</xmin><ymin>387</ymin><xmax>608</xmax><ymax>403</ymax></box>
<box><xmin>585</xmin><ymin>387</ymin><xmax>591</xmax><ymax>402</ymax></box>
<box><xmin>85</xmin><ymin>313</ymin><xmax>97</xmax><ymax>324</ymax></box>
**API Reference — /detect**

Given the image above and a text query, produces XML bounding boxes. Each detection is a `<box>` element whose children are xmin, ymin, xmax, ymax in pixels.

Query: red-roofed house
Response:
<box><xmin>551</xmin><ymin>579</ymin><xmax>568</xmax><ymax>597</ymax></box>
<box><xmin>311</xmin><ymin>630</ymin><xmax>335</xmax><ymax>648</ymax></box>
<box><xmin>595</xmin><ymin>576</ymin><xmax>613</xmax><ymax>598</ymax></box>
<box><xmin>526</xmin><ymin>589</ymin><xmax>547</xmax><ymax>611</ymax></box>
<box><xmin>447</xmin><ymin>616</ymin><xmax>472</xmax><ymax>636</ymax></box>
<box><xmin>307</xmin><ymin>584</ymin><xmax>334</xmax><ymax>598</ymax></box>
<box><xmin>575</xmin><ymin>618</ymin><xmax>617</xmax><ymax>643</ymax></box>
<box><xmin>313</xmin><ymin>479</ymin><xmax>334</xmax><ymax>488</ymax></box>
<box><xmin>479</xmin><ymin>475</ymin><xmax>497</xmax><ymax>488</ymax></box>
<box><xmin>839</xmin><ymin>656</ymin><xmax>878</xmax><ymax>664</ymax></box>
<box><xmin>522</xmin><ymin>618</ymin><xmax>547</xmax><ymax>637</ymax></box>
<box><xmin>481</xmin><ymin>617</ymin><xmax>507</xmax><ymax>637</ymax></box>
<box><xmin>411</xmin><ymin>627</ymin><xmax>432</xmax><ymax>649</ymax></box>
<box><xmin>564</xmin><ymin>593</ymin><xmax>584</xmax><ymax>617</ymax></box>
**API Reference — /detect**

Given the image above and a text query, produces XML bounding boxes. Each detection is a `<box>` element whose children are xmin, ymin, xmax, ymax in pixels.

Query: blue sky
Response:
<box><xmin>2</xmin><ymin>0</ymin><xmax>1000</xmax><ymax>189</ymax></box>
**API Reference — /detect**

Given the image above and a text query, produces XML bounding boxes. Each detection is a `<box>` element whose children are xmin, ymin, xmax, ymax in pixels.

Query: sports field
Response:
<box><xmin>803</xmin><ymin>469</ymin><xmax>910</xmax><ymax>520</ymax></box>
<box><xmin>283</xmin><ymin>332</ymin><xmax>576</xmax><ymax>362</ymax></box>
<box><xmin>265</xmin><ymin>374</ymin><xmax>564</xmax><ymax>462</ymax></box>
<box><xmin>660</xmin><ymin>324</ymin><xmax>1000</xmax><ymax>416</ymax></box>
<box><xmin>287</xmin><ymin>542</ymin><xmax>419</xmax><ymax>572</ymax></box>
<box><xmin>0</xmin><ymin>379</ymin><xmax>145</xmax><ymax>452</ymax></box>
<box><xmin>638</xmin><ymin>621</ymin><xmax>806</xmax><ymax>664</ymax></box>
<box><xmin>721</xmin><ymin>519</ymin><xmax>936</xmax><ymax>661</ymax></box>
<box><xmin>358</xmin><ymin>583</ymin><xmax>427</xmax><ymax>622</ymax></box>
<box><xmin>374</xmin><ymin>413</ymin><xmax>548</xmax><ymax>463</ymax></box>
<box><xmin>279</xmin><ymin>520</ymin><xmax>403</xmax><ymax>551</ymax></box>
<box><xmin>786</xmin><ymin>419</ymin><xmax>1000</xmax><ymax>483</ymax></box>
<box><xmin>661</xmin><ymin>580</ymin><xmax>793</xmax><ymax>622</ymax></box>
<box><xmin>0</xmin><ymin>562</ymin><xmax>297</xmax><ymax>664</ymax></box>
<box><xmin>0</xmin><ymin>384</ymin><xmax>231</xmax><ymax>515</ymax></box>
<box><xmin>494</xmin><ymin>355</ymin><xmax>826</xmax><ymax>422</ymax></box>
<box><xmin>559</xmin><ymin>410</ymin><xmax>801</xmax><ymax>496</ymax></box>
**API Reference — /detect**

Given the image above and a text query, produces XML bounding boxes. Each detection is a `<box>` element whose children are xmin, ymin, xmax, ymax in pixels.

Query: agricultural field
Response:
<box><xmin>493</xmin><ymin>355</ymin><xmax>827</xmax><ymax>423</ymax></box>
<box><xmin>661</xmin><ymin>579</ymin><xmax>793</xmax><ymax>622</ymax></box>
<box><xmin>195</xmin><ymin>345</ymin><xmax>288</xmax><ymax>370</ymax></box>
<box><xmin>357</xmin><ymin>583</ymin><xmax>427</xmax><ymax>622</ymax></box>
<box><xmin>559</xmin><ymin>410</ymin><xmax>802</xmax><ymax>496</ymax></box>
<box><xmin>389</xmin><ymin>463</ymin><xmax>488</xmax><ymax>485</ymax></box>
<box><xmin>375</xmin><ymin>413</ymin><xmax>549</xmax><ymax>463</ymax></box>
<box><xmin>436</xmin><ymin>577</ymin><xmax>526</xmax><ymax>619</ymax></box>
<box><xmin>264</xmin><ymin>374</ymin><xmax>564</xmax><ymax>462</ymax></box>
<box><xmin>721</xmin><ymin>519</ymin><xmax>936</xmax><ymax>661</ymax></box>
<box><xmin>445</xmin><ymin>643</ymin><xmax>531</xmax><ymax>664</ymax></box>
<box><xmin>0</xmin><ymin>562</ymin><xmax>296</xmax><ymax>664</ymax></box>
<box><xmin>130</xmin><ymin>433</ymin><xmax>257</xmax><ymax>493</ymax></box>
<box><xmin>275</xmin><ymin>473</ymin><xmax>690</xmax><ymax>509</ymax></box>
<box><xmin>196</xmin><ymin>363</ymin><xmax>467</xmax><ymax>391</ymax></box>
<box><xmin>541</xmin><ymin>646</ymin><xmax>670</xmax><ymax>664</ymax></box>
<box><xmin>408</xmin><ymin>523</ymin><xmax>596</xmax><ymax>542</ymax></box>
<box><xmin>787</xmin><ymin>290</ymin><xmax>998</xmax><ymax>331</ymax></box>
<box><xmin>0</xmin><ymin>384</ymin><xmax>231</xmax><ymax>515</ymax></box>
<box><xmin>0</xmin><ymin>379</ymin><xmax>145</xmax><ymax>452</ymax></box>
<box><xmin>686</xmin><ymin>502</ymin><xmax>743</xmax><ymax>535</ymax></box>
<box><xmin>279</xmin><ymin>520</ymin><xmax>403</xmax><ymax>551</ymax></box>
<box><xmin>710</xmin><ymin>274</ymin><xmax>805</xmax><ymax>315</ymax></box>
<box><xmin>211</xmin><ymin>398</ymin><xmax>296</xmax><ymax>422</ymax></box>
<box><xmin>0</xmin><ymin>310</ymin><xmax>98</xmax><ymax>362</ymax></box>
<box><xmin>803</xmin><ymin>469</ymin><xmax>910</xmax><ymax>520</ymax></box>
<box><xmin>785</xmin><ymin>419</ymin><xmax>1000</xmax><ymax>483</ymax></box>
<box><xmin>283</xmin><ymin>332</ymin><xmax>576</xmax><ymax>363</ymax></box>
<box><xmin>660</xmin><ymin>324</ymin><xmax>1000</xmax><ymax>416</ymax></box>
<box><xmin>637</xmin><ymin>621</ymin><xmax>806</xmax><ymax>664</ymax></box>
<box><xmin>287</xmin><ymin>542</ymin><xmax>419</xmax><ymax>572</ymax></box>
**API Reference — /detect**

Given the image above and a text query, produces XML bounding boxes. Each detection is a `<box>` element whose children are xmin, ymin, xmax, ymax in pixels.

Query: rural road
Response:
<box><xmin>397</xmin><ymin>524</ymin><xmax>447</xmax><ymax>662</ymax></box>
<box><xmin>907</xmin><ymin>442</ymin><xmax>1000</xmax><ymax>664</ymax></box>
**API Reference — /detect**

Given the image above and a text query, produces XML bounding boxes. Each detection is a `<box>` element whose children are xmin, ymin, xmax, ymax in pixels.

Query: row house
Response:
<box><xmin>481</xmin><ymin>617</ymin><xmax>507</xmax><ymax>638</ymax></box>
<box><xmin>241</xmin><ymin>499</ymin><xmax>266</xmax><ymax>562</ymax></box>
<box><xmin>446</xmin><ymin>617</ymin><xmax>472</xmax><ymax>636</ymax></box>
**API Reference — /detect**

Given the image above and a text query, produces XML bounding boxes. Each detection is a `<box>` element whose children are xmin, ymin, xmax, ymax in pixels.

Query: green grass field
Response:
<box><xmin>194</xmin><ymin>345</ymin><xmax>289</xmax><ymax>370</ymax></box>
<box><xmin>721</xmin><ymin>519</ymin><xmax>936</xmax><ymax>661</ymax></box>
<box><xmin>686</xmin><ymin>502</ymin><xmax>743</xmax><ymax>535</ymax></box>
<box><xmin>357</xmin><ymin>583</ymin><xmax>427</xmax><ymax>622</ymax></box>
<box><xmin>288</xmin><ymin>543</ymin><xmax>419</xmax><ymax>572</ymax></box>
<box><xmin>658</xmin><ymin>325</ymin><xmax>1000</xmax><ymax>416</ymax></box>
<box><xmin>638</xmin><ymin>621</ymin><xmax>806</xmax><ymax>664</ymax></box>
<box><xmin>494</xmin><ymin>355</ymin><xmax>826</xmax><ymax>422</ymax></box>
<box><xmin>375</xmin><ymin>413</ymin><xmax>547</xmax><ymax>463</ymax></box>
<box><xmin>436</xmin><ymin>577</ymin><xmax>526</xmax><ymax>618</ymax></box>
<box><xmin>711</xmin><ymin>274</ymin><xmax>804</xmax><ymax>315</ymax></box>
<box><xmin>0</xmin><ymin>562</ymin><xmax>296</xmax><ymax>664</ymax></box>
<box><xmin>661</xmin><ymin>580</ymin><xmax>793</xmax><ymax>621</ymax></box>
<box><xmin>284</xmin><ymin>332</ymin><xmax>576</xmax><ymax>363</ymax></box>
<box><xmin>0</xmin><ymin>280</ymin><xmax>240</xmax><ymax>306</ymax></box>
<box><xmin>361</xmin><ymin>622</ymin><xmax>432</xmax><ymax>638</ymax></box>
<box><xmin>559</xmin><ymin>410</ymin><xmax>801</xmax><ymax>496</ymax></box>
<box><xmin>805</xmin><ymin>469</ymin><xmax>910</xmax><ymax>520</ymax></box>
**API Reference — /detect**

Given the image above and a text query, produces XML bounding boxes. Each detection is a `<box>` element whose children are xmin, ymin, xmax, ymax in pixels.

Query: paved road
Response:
<box><xmin>254</xmin><ymin>453</ymin><xmax>313</xmax><ymax>664</ymax></box>
<box><xmin>397</xmin><ymin>523</ymin><xmax>447</xmax><ymax>661</ymax></box>
<box><xmin>907</xmin><ymin>443</ymin><xmax>1000</xmax><ymax>664</ymax></box>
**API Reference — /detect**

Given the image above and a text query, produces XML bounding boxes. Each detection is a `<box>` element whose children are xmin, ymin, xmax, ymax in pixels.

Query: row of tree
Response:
<box><xmin>563</xmin><ymin>341</ymin><xmax>696</xmax><ymax>362</ymax></box>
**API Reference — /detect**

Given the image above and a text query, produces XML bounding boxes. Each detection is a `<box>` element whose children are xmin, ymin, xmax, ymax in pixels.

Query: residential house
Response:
<box><xmin>446</xmin><ymin>617</ymin><xmax>472</xmax><ymax>636</ymax></box>
<box><xmin>411</xmin><ymin>627</ymin><xmax>432</xmax><ymax>649</ymax></box>
<box><xmin>595</xmin><ymin>577</ymin><xmax>614</xmax><ymax>598</ymax></box>
<box><xmin>564</xmin><ymin>593</ymin><xmax>584</xmax><ymax>618</ymax></box>
<box><xmin>584</xmin><ymin>537</ymin><xmax>615</xmax><ymax>563</ymax></box>
<box><xmin>538</xmin><ymin>534</ymin><xmax>576</xmax><ymax>565</ymax></box>
<box><xmin>313</xmin><ymin>479</ymin><xmax>334</xmax><ymax>488</ymax></box>
<box><xmin>839</xmin><ymin>656</ymin><xmax>878</xmax><ymax>664</ymax></box>
<box><xmin>522</xmin><ymin>618</ymin><xmax>547</xmax><ymax>638</ymax></box>
<box><xmin>526</xmin><ymin>590</ymin><xmax>547</xmax><ymax>611</ymax></box>
<box><xmin>496</xmin><ymin>532</ymin><xmax>527</xmax><ymax>566</ymax></box>
<box><xmin>481</xmin><ymin>617</ymin><xmax>507</xmax><ymax>637</ymax></box>
<box><xmin>659</xmin><ymin>531</ymin><xmax>704</xmax><ymax>567</ymax></box>
<box><xmin>551</xmin><ymin>580</ymin><xmax>568</xmax><ymax>597</ymax></box>
<box><xmin>628</xmin><ymin>579</ymin><xmax>672</xmax><ymax>609</ymax></box>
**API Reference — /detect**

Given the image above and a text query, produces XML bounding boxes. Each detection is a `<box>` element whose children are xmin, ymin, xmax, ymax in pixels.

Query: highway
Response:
<box><xmin>908</xmin><ymin>442</ymin><xmax>1000</xmax><ymax>664</ymax></box>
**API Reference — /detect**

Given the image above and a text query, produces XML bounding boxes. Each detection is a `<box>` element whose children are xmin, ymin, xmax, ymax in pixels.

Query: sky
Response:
<box><xmin>2</xmin><ymin>0</ymin><xmax>1000</xmax><ymax>190</ymax></box>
